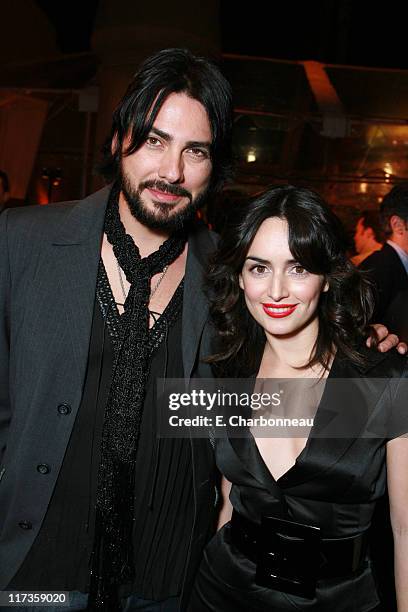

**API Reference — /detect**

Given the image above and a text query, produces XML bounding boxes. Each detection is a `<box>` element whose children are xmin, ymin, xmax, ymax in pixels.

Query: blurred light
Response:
<box><xmin>247</xmin><ymin>149</ymin><xmax>257</xmax><ymax>163</ymax></box>
<box><xmin>360</xmin><ymin>182</ymin><xmax>367</xmax><ymax>193</ymax></box>
<box><xmin>384</xmin><ymin>162</ymin><xmax>393</xmax><ymax>175</ymax></box>
<box><xmin>36</xmin><ymin>182</ymin><xmax>48</xmax><ymax>205</ymax></box>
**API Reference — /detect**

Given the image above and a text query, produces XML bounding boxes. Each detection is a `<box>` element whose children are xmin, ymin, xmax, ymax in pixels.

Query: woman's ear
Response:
<box><xmin>322</xmin><ymin>279</ymin><xmax>329</xmax><ymax>293</ymax></box>
<box><xmin>239</xmin><ymin>274</ymin><xmax>244</xmax><ymax>290</ymax></box>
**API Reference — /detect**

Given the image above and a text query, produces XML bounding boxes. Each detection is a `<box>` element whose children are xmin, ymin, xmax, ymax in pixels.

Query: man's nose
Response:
<box><xmin>158</xmin><ymin>149</ymin><xmax>184</xmax><ymax>184</ymax></box>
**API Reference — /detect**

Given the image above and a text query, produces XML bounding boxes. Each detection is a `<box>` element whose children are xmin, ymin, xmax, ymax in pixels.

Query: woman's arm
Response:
<box><xmin>387</xmin><ymin>436</ymin><xmax>408</xmax><ymax>611</ymax></box>
<box><xmin>217</xmin><ymin>476</ymin><xmax>233</xmax><ymax>530</ymax></box>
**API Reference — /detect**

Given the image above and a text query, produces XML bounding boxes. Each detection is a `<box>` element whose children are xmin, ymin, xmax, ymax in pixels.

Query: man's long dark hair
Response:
<box><xmin>100</xmin><ymin>48</ymin><xmax>233</xmax><ymax>194</ymax></box>
<box><xmin>207</xmin><ymin>185</ymin><xmax>376</xmax><ymax>376</ymax></box>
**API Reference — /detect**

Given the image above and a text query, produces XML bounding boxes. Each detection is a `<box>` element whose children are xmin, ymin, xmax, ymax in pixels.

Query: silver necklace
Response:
<box><xmin>116</xmin><ymin>260</ymin><xmax>169</xmax><ymax>302</ymax></box>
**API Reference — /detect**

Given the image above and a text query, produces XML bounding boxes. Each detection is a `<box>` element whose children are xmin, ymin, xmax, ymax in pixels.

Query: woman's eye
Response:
<box><xmin>292</xmin><ymin>265</ymin><xmax>307</xmax><ymax>275</ymax></box>
<box><xmin>250</xmin><ymin>265</ymin><xmax>267</xmax><ymax>275</ymax></box>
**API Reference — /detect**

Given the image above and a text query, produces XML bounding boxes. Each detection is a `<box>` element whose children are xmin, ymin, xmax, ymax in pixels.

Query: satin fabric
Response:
<box><xmin>190</xmin><ymin>349</ymin><xmax>408</xmax><ymax>611</ymax></box>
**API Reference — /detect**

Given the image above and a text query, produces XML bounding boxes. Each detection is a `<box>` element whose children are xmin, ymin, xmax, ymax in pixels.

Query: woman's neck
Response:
<box><xmin>259</xmin><ymin>318</ymin><xmax>327</xmax><ymax>378</ymax></box>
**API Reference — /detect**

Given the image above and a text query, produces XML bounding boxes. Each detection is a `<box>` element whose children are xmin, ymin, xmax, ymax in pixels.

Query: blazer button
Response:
<box><xmin>37</xmin><ymin>463</ymin><xmax>50</xmax><ymax>475</ymax></box>
<box><xmin>18</xmin><ymin>521</ymin><xmax>32</xmax><ymax>530</ymax></box>
<box><xmin>57</xmin><ymin>403</ymin><xmax>71</xmax><ymax>415</ymax></box>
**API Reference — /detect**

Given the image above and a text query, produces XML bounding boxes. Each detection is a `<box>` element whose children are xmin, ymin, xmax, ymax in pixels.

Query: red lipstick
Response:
<box><xmin>262</xmin><ymin>303</ymin><xmax>298</xmax><ymax>318</ymax></box>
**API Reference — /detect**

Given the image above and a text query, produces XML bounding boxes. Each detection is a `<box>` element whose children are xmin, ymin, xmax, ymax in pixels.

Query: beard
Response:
<box><xmin>119</xmin><ymin>168</ymin><xmax>210</xmax><ymax>233</ymax></box>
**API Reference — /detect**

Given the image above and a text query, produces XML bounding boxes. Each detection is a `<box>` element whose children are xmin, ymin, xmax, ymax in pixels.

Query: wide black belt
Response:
<box><xmin>230</xmin><ymin>509</ymin><xmax>369</xmax><ymax>599</ymax></box>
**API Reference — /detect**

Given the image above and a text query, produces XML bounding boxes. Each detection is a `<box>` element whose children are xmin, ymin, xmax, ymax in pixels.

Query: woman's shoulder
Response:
<box><xmin>333</xmin><ymin>345</ymin><xmax>408</xmax><ymax>380</ymax></box>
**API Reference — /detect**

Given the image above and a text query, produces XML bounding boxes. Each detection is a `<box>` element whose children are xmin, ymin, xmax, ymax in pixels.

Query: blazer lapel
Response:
<box><xmin>225</xmin><ymin>350</ymin><xmax>391</xmax><ymax>495</ymax></box>
<box><xmin>279</xmin><ymin>351</ymin><xmax>390</xmax><ymax>490</ymax></box>
<box><xmin>182</xmin><ymin>225</ymin><xmax>217</xmax><ymax>379</ymax></box>
<box><xmin>228</xmin><ymin>435</ymin><xmax>288</xmax><ymax>500</ymax></box>
<box><xmin>51</xmin><ymin>202</ymin><xmax>215</xmax><ymax>387</ymax></box>
<box><xmin>49</xmin><ymin>187</ymin><xmax>110</xmax><ymax>393</ymax></box>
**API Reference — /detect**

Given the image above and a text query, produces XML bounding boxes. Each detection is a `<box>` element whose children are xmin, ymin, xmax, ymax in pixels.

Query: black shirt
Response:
<box><xmin>11</xmin><ymin>265</ymin><xmax>193</xmax><ymax>600</ymax></box>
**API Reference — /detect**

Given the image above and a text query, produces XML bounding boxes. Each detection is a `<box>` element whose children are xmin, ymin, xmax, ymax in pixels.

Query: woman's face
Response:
<box><xmin>239</xmin><ymin>217</ymin><xmax>328</xmax><ymax>339</ymax></box>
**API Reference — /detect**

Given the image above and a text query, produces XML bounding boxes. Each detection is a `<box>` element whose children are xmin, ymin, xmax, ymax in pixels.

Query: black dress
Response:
<box><xmin>190</xmin><ymin>349</ymin><xmax>408</xmax><ymax>611</ymax></box>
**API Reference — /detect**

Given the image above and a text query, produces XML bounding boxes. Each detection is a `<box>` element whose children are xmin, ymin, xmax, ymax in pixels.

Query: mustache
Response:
<box><xmin>140</xmin><ymin>180</ymin><xmax>192</xmax><ymax>202</ymax></box>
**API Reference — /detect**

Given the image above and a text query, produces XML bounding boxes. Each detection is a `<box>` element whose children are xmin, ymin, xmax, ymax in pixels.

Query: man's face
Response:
<box><xmin>353</xmin><ymin>218</ymin><xmax>370</xmax><ymax>254</ymax></box>
<box><xmin>119</xmin><ymin>91</ymin><xmax>213</xmax><ymax>231</ymax></box>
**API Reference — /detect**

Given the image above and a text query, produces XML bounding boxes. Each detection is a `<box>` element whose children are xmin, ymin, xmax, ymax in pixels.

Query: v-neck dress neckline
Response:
<box><xmin>247</xmin><ymin>361</ymin><xmax>337</xmax><ymax>485</ymax></box>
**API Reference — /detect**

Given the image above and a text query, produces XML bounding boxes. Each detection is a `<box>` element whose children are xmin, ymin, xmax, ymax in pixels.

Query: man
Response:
<box><xmin>0</xmin><ymin>48</ymin><xmax>403</xmax><ymax>612</ymax></box>
<box><xmin>351</xmin><ymin>209</ymin><xmax>383</xmax><ymax>266</ymax></box>
<box><xmin>360</xmin><ymin>184</ymin><xmax>408</xmax><ymax>341</ymax></box>
<box><xmin>0</xmin><ymin>48</ymin><xmax>232</xmax><ymax>612</ymax></box>
<box><xmin>360</xmin><ymin>185</ymin><xmax>408</xmax><ymax>612</ymax></box>
<box><xmin>0</xmin><ymin>170</ymin><xmax>10</xmax><ymax>214</ymax></box>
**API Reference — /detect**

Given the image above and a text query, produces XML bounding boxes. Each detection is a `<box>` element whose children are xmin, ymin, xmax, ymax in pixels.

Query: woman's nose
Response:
<box><xmin>266</xmin><ymin>273</ymin><xmax>289</xmax><ymax>301</ymax></box>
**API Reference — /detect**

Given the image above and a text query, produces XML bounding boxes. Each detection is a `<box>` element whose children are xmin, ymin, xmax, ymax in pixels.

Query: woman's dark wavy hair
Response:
<box><xmin>207</xmin><ymin>185</ymin><xmax>376</xmax><ymax>376</ymax></box>
<box><xmin>100</xmin><ymin>47</ymin><xmax>233</xmax><ymax>194</ymax></box>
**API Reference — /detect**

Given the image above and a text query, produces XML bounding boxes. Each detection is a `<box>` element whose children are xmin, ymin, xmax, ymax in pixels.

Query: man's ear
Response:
<box><xmin>390</xmin><ymin>215</ymin><xmax>405</xmax><ymax>234</ymax></box>
<box><xmin>111</xmin><ymin>132</ymin><xmax>119</xmax><ymax>156</ymax></box>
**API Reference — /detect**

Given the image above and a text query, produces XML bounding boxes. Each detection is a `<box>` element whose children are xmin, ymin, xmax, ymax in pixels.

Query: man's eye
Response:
<box><xmin>146</xmin><ymin>136</ymin><xmax>161</xmax><ymax>146</ymax></box>
<box><xmin>187</xmin><ymin>148</ymin><xmax>209</xmax><ymax>159</ymax></box>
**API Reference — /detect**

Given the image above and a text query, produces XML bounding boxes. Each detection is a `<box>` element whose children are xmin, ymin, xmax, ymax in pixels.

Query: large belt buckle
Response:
<box><xmin>255</xmin><ymin>516</ymin><xmax>321</xmax><ymax>600</ymax></box>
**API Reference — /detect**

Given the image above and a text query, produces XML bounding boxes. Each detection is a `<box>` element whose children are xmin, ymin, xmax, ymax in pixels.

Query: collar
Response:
<box><xmin>52</xmin><ymin>185</ymin><xmax>111</xmax><ymax>246</ymax></box>
<box><xmin>387</xmin><ymin>240</ymin><xmax>408</xmax><ymax>276</ymax></box>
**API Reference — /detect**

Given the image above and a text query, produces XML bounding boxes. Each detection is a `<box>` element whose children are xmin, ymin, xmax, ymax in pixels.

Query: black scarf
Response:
<box><xmin>87</xmin><ymin>183</ymin><xmax>187</xmax><ymax>610</ymax></box>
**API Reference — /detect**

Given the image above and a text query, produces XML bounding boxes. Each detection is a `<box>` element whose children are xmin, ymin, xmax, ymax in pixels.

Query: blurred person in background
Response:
<box><xmin>360</xmin><ymin>184</ymin><xmax>408</xmax><ymax>339</ymax></box>
<box><xmin>351</xmin><ymin>209</ymin><xmax>383</xmax><ymax>266</ymax></box>
<box><xmin>358</xmin><ymin>184</ymin><xmax>408</xmax><ymax>610</ymax></box>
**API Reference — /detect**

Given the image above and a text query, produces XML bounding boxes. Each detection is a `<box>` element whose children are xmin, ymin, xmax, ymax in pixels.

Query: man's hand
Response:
<box><xmin>367</xmin><ymin>324</ymin><xmax>407</xmax><ymax>354</ymax></box>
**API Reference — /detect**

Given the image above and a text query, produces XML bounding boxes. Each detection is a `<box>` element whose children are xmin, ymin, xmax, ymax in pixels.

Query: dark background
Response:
<box><xmin>35</xmin><ymin>1</ymin><xmax>406</xmax><ymax>69</ymax></box>
<box><xmin>3</xmin><ymin>0</ymin><xmax>406</xmax><ymax>221</ymax></box>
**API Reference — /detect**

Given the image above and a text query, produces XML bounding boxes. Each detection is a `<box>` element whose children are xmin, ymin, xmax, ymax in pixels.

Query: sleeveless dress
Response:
<box><xmin>190</xmin><ymin>349</ymin><xmax>408</xmax><ymax>611</ymax></box>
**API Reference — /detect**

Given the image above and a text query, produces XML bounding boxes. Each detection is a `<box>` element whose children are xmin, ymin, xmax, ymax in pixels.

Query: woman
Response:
<box><xmin>190</xmin><ymin>186</ymin><xmax>408</xmax><ymax>611</ymax></box>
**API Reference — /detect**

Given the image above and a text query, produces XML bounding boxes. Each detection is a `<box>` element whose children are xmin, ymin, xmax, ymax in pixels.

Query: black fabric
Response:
<box><xmin>10</xmin><ymin>265</ymin><xmax>193</xmax><ymax>602</ymax></box>
<box><xmin>0</xmin><ymin>188</ymin><xmax>218</xmax><ymax>611</ymax></box>
<box><xmin>97</xmin><ymin>259</ymin><xmax>193</xmax><ymax>600</ymax></box>
<box><xmin>360</xmin><ymin>243</ymin><xmax>408</xmax><ymax>342</ymax></box>
<box><xmin>190</xmin><ymin>349</ymin><xmax>408</xmax><ymax>611</ymax></box>
<box><xmin>9</xmin><ymin>295</ymin><xmax>112</xmax><ymax>592</ymax></box>
<box><xmin>89</xmin><ymin>185</ymin><xmax>187</xmax><ymax>610</ymax></box>
<box><xmin>128</xmin><ymin>313</ymin><xmax>193</xmax><ymax>600</ymax></box>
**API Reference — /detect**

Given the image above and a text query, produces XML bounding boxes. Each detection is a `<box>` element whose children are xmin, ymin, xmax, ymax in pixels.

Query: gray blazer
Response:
<box><xmin>0</xmin><ymin>187</ymin><xmax>218</xmax><ymax>609</ymax></box>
